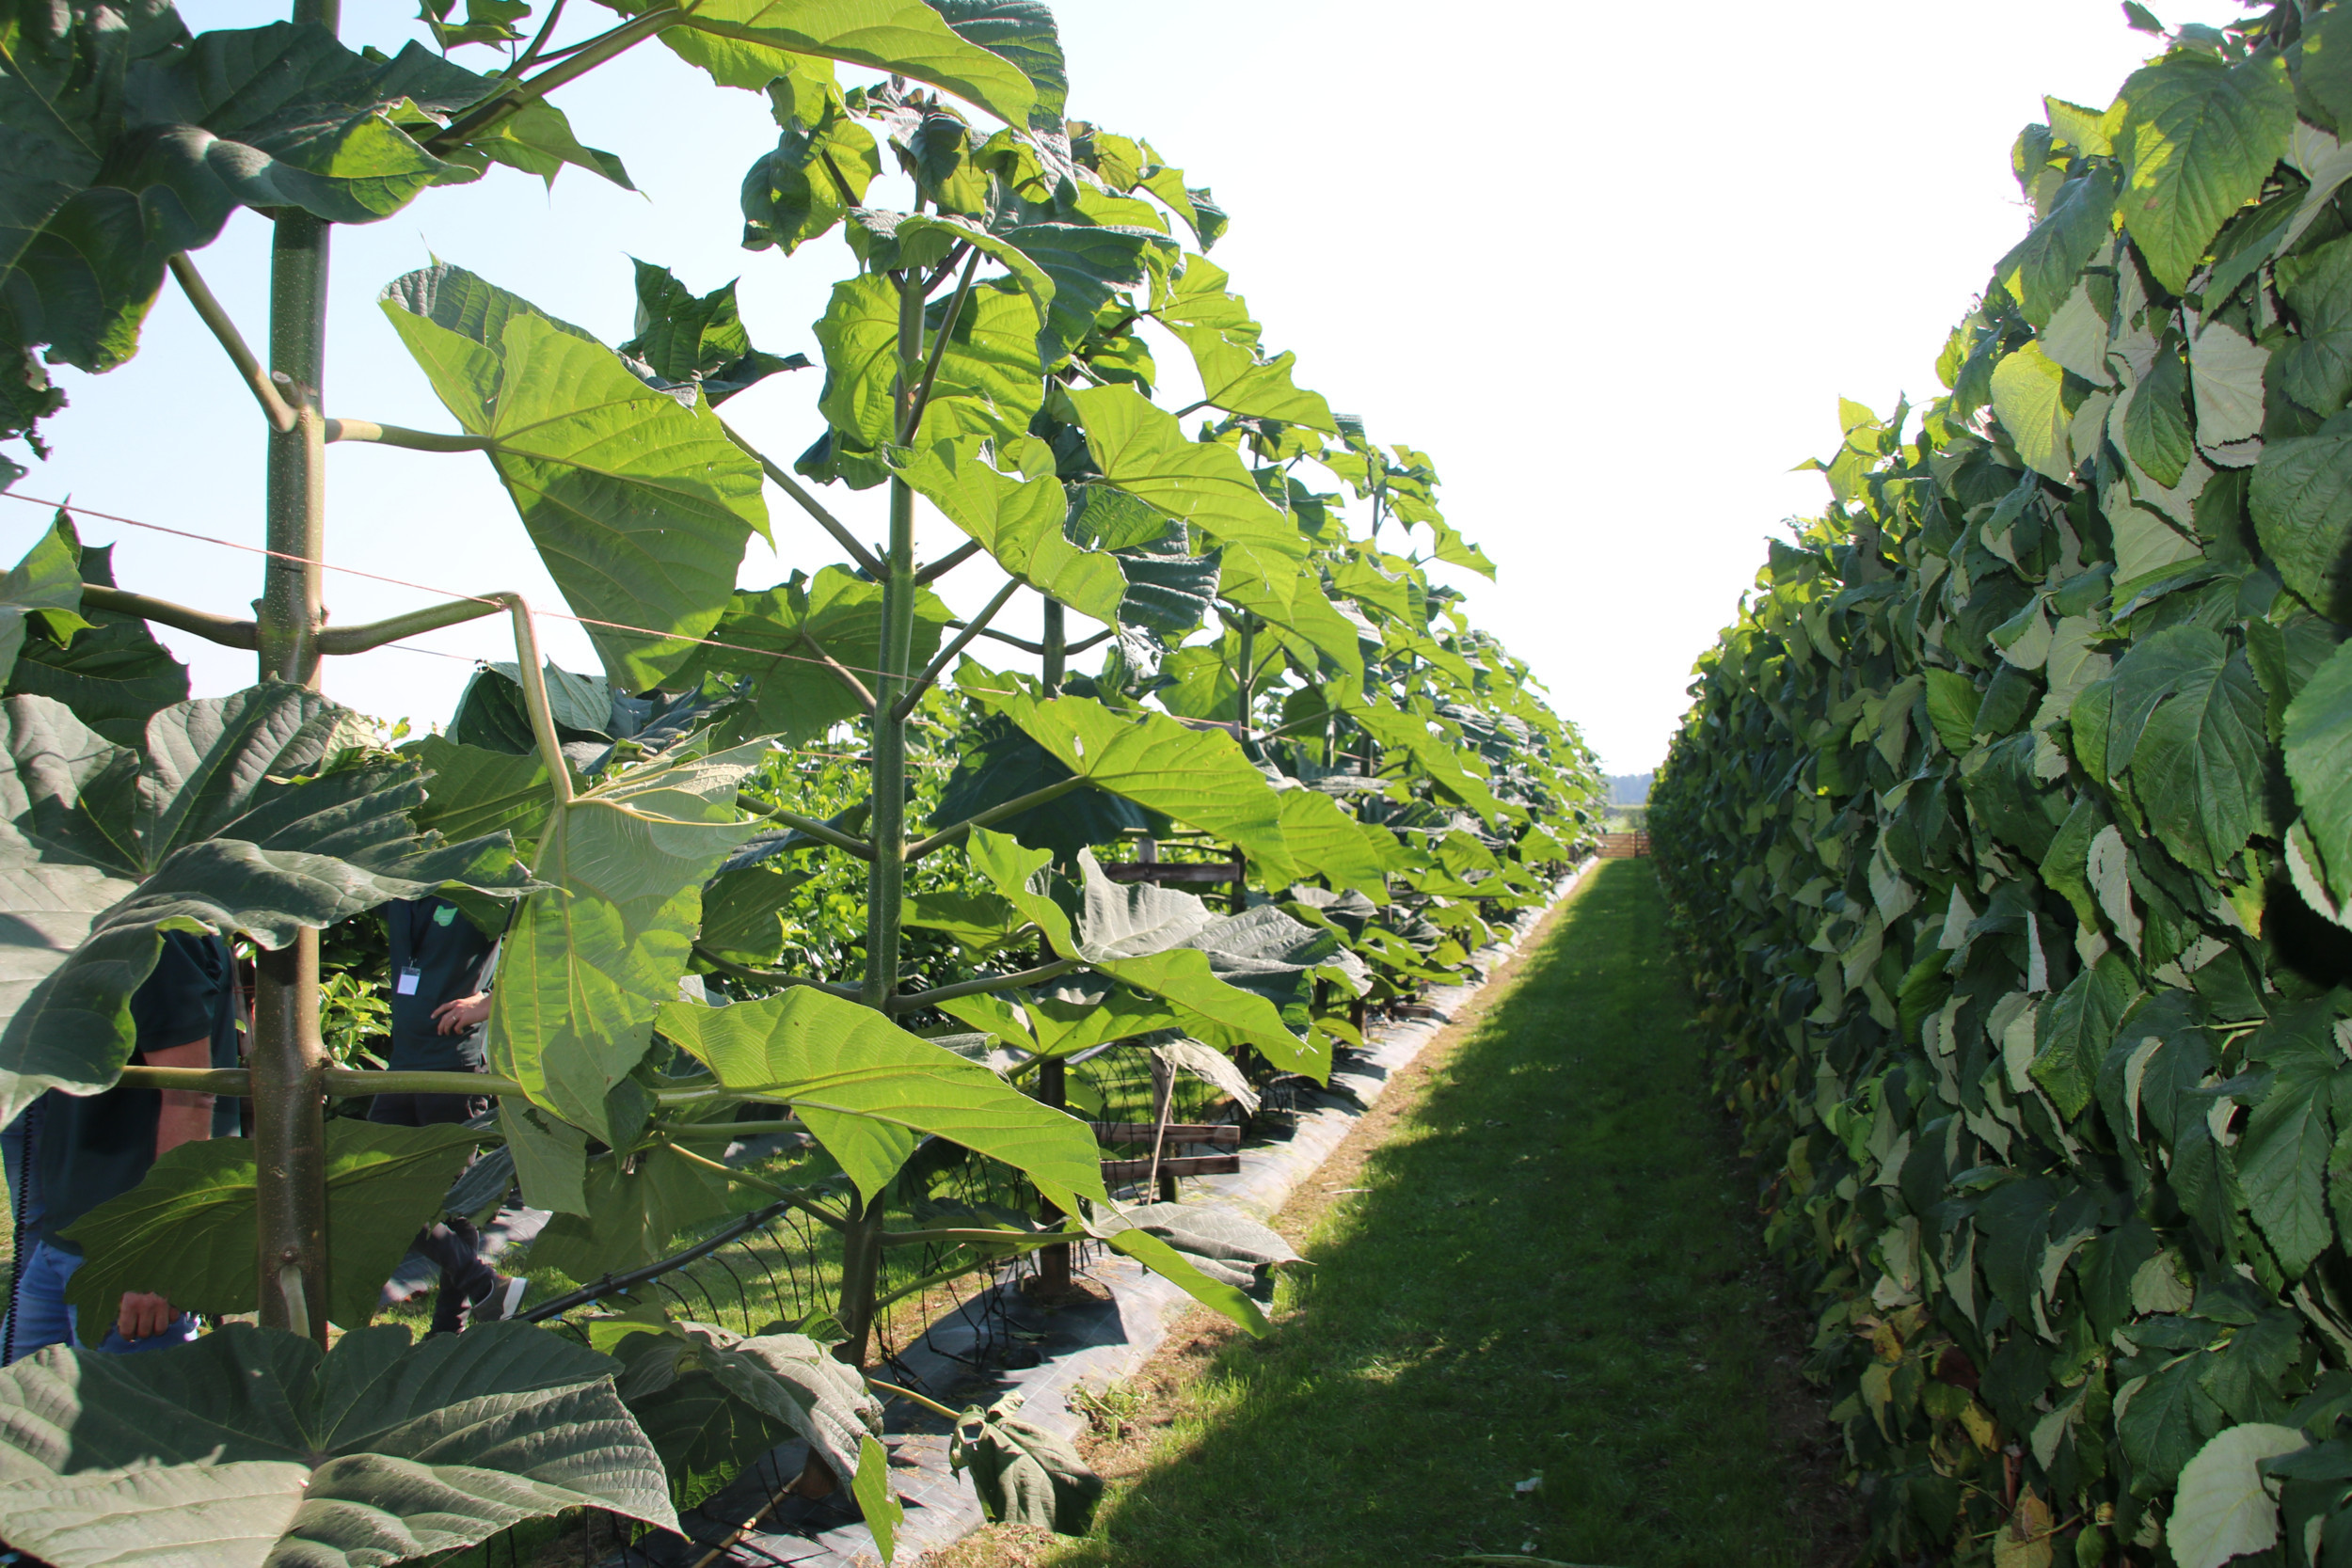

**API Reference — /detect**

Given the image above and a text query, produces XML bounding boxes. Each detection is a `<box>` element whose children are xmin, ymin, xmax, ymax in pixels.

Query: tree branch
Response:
<box><xmin>946</xmin><ymin>622</ymin><xmax>1044</xmax><ymax>654</ymax></box>
<box><xmin>886</xmin><ymin>956</ymin><xmax>1085</xmax><ymax>1012</ymax></box>
<box><xmin>167</xmin><ymin>255</ymin><xmax>297</xmax><ymax>434</ymax></box>
<box><xmin>315</xmin><ymin>595</ymin><xmax>502</xmax><ymax>655</ymax></box>
<box><xmin>904</xmin><ymin>775</ymin><xmax>1086</xmax><ymax>861</ymax></box>
<box><xmin>324</xmin><ymin>419</ymin><xmax>494</xmax><ymax>452</ymax></box>
<box><xmin>720</xmin><ymin>421</ymin><xmax>885</xmax><ymax>576</ymax></box>
<box><xmin>1068</xmin><ymin>627</ymin><xmax>1115</xmax><ymax>655</ymax></box>
<box><xmin>892</xmin><ymin>576</ymin><xmax>1020</xmax><ymax>721</ymax></box>
<box><xmin>80</xmin><ymin>585</ymin><xmax>258</xmax><ymax>650</ymax></box>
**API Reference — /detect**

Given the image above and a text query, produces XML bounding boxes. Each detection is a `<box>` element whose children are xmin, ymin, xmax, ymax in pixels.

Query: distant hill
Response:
<box><xmin>1607</xmin><ymin>772</ymin><xmax>1653</xmax><ymax>806</ymax></box>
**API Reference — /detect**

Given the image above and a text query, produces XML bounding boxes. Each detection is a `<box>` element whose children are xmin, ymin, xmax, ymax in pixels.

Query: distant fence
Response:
<box><xmin>1597</xmin><ymin>832</ymin><xmax>1648</xmax><ymax>859</ymax></box>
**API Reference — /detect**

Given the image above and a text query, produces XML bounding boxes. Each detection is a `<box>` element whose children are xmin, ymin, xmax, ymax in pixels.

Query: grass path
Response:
<box><xmin>935</xmin><ymin>860</ymin><xmax>1859</xmax><ymax>1568</ymax></box>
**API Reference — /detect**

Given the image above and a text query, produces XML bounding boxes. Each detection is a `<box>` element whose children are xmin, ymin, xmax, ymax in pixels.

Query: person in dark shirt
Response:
<box><xmin>3</xmin><ymin>928</ymin><xmax>241</xmax><ymax>1360</ymax></box>
<box><xmin>373</xmin><ymin>896</ymin><xmax>523</xmax><ymax>1331</ymax></box>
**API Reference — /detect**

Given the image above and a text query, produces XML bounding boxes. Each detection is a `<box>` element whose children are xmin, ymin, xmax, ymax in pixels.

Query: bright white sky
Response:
<box><xmin>4</xmin><ymin>0</ymin><xmax>2174</xmax><ymax>774</ymax></box>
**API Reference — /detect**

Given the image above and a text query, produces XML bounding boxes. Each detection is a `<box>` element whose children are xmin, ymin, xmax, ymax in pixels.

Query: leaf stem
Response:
<box><xmin>323</xmin><ymin>418</ymin><xmax>494</xmax><ymax>452</ymax></box>
<box><xmin>904</xmin><ymin>776</ymin><xmax>1087</xmax><ymax>861</ymax></box>
<box><xmin>914</xmin><ymin>540</ymin><xmax>984</xmax><ymax>584</ymax></box>
<box><xmin>167</xmin><ymin>255</ymin><xmax>297</xmax><ymax>434</ymax></box>
<box><xmin>721</xmin><ymin>422</ymin><xmax>885</xmax><ymax>576</ymax></box>
<box><xmin>694</xmin><ymin>950</ymin><xmax>864</xmax><ymax>996</ymax></box>
<box><xmin>315</xmin><ymin>595</ymin><xmax>503</xmax><ymax>656</ymax></box>
<box><xmin>739</xmin><ymin>798</ymin><xmax>876</xmax><ymax>859</ymax></box>
<box><xmin>864</xmin><ymin>1374</ymin><xmax>962</xmax><ymax>1421</ymax></box>
<box><xmin>887</xmin><ymin>956</ymin><xmax>1084</xmax><ymax>1012</ymax></box>
<box><xmin>424</xmin><ymin>7</ymin><xmax>675</xmax><ymax>151</ymax></box>
<box><xmin>490</xmin><ymin>593</ymin><xmax>576</xmax><ymax>807</ymax></box>
<box><xmin>893</xmin><ymin>576</ymin><xmax>1020</xmax><ymax>721</ymax></box>
<box><xmin>505</xmin><ymin>0</ymin><xmax>568</xmax><ymax>74</ymax></box>
<box><xmin>876</xmin><ymin>1227</ymin><xmax>1058</xmax><ymax>1249</ymax></box>
<box><xmin>801</xmin><ymin>630</ymin><xmax>878</xmax><ymax>714</ymax></box>
<box><xmin>79</xmin><ymin>585</ymin><xmax>258</xmax><ymax>650</ymax></box>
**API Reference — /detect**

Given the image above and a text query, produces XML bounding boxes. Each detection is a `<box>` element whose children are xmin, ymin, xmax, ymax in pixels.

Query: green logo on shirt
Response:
<box><xmin>434</xmin><ymin>905</ymin><xmax>457</xmax><ymax>927</ymax></box>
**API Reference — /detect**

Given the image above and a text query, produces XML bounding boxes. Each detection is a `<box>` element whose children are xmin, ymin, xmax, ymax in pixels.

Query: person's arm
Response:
<box><xmin>119</xmin><ymin>1037</ymin><xmax>214</xmax><ymax>1339</ymax></box>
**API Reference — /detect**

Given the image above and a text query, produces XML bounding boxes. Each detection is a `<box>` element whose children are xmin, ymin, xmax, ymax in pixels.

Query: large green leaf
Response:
<box><xmin>1264</xmin><ymin>788</ymin><xmax>1394</xmax><ymax>896</ymax></box>
<box><xmin>608</xmin><ymin>1336</ymin><xmax>794</xmax><ymax>1512</ymax></box>
<box><xmin>657</xmin><ymin>986</ymin><xmax>1108</xmax><ymax>1208</ymax></box>
<box><xmin>1066</xmin><ymin>384</ymin><xmax>1305</xmax><ymax>612</ymax></box>
<box><xmin>1</xmin><ymin>18</ymin><xmax>486</xmax><ymax>377</ymax></box>
<box><xmin>697</xmin><ymin>863</ymin><xmax>814</xmax><ymax>964</ymax></box>
<box><xmin>612</xmin><ymin>0</ymin><xmax>1035</xmax><ymax>123</ymax></box>
<box><xmin>1991</xmin><ymin>341</ymin><xmax>2076</xmax><ymax>482</ymax></box>
<box><xmin>381</xmin><ymin>263</ymin><xmax>768</xmax><ymax>689</ymax></box>
<box><xmin>927</xmin><ymin>0</ymin><xmax>1066</xmax><ymax>124</ymax></box>
<box><xmin>56</xmin><ymin>1120</ymin><xmax>482</xmax><ymax>1338</ymax></box>
<box><xmin>2169</xmin><ymin>1423</ymin><xmax>2308</xmax><ymax>1568</ymax></box>
<box><xmin>2272</xmin><ymin>233</ymin><xmax>2352</xmax><ymax>416</ymax></box>
<box><xmin>6</xmin><ymin>540</ymin><xmax>188</xmax><ymax>747</ymax></box>
<box><xmin>0</xmin><ymin>513</ymin><xmax>86</xmax><ymax>689</ymax></box>
<box><xmin>2028</xmin><ymin>953</ymin><xmax>2139</xmax><ymax>1121</ymax></box>
<box><xmin>989</xmin><ymin>220</ymin><xmax>1172</xmax><ymax>366</ymax></box>
<box><xmin>675</xmin><ymin>565</ymin><xmax>949</xmax><ymax>746</ymax></box>
<box><xmin>0</xmin><ymin>1322</ymin><xmax>675</xmax><ymax>1568</ymax></box>
<box><xmin>0</xmin><ymin>688</ymin><xmax>535</xmax><ymax>1120</ymax></box>
<box><xmin>1151</xmin><ymin>255</ymin><xmax>1334</xmax><ymax>431</ymax></box>
<box><xmin>2286</xmin><ymin>640</ymin><xmax>2352</xmax><ymax>918</ymax></box>
<box><xmin>2236</xmin><ymin>1010</ymin><xmax>2344</xmax><ymax>1279</ymax></box>
<box><xmin>956</xmin><ymin>660</ymin><xmax>1291</xmax><ymax>863</ymax></box>
<box><xmin>487</xmin><ymin>743</ymin><xmax>765</xmax><ymax>1143</ymax></box>
<box><xmin>898</xmin><ymin>438</ymin><xmax>1125</xmax><ymax>621</ymax></box>
<box><xmin>2106</xmin><ymin>626</ymin><xmax>2272</xmax><ymax>876</ymax></box>
<box><xmin>2250</xmin><ymin>410</ymin><xmax>2352</xmax><ymax>619</ymax></box>
<box><xmin>1995</xmin><ymin>166</ymin><xmax>2119</xmax><ymax>327</ymax></box>
<box><xmin>2116</xmin><ymin>49</ymin><xmax>2295</xmax><ymax>293</ymax></box>
<box><xmin>408</xmin><ymin>734</ymin><xmax>560</xmax><ymax>853</ymax></box>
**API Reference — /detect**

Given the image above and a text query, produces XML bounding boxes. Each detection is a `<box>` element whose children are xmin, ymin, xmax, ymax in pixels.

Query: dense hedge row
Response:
<box><xmin>1653</xmin><ymin>8</ymin><xmax>2352</xmax><ymax>1565</ymax></box>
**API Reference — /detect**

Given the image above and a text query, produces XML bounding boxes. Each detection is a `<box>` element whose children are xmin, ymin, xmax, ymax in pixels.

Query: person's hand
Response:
<box><xmin>434</xmin><ymin>993</ymin><xmax>491</xmax><ymax>1034</ymax></box>
<box><xmin>117</xmin><ymin>1291</ymin><xmax>177</xmax><ymax>1340</ymax></box>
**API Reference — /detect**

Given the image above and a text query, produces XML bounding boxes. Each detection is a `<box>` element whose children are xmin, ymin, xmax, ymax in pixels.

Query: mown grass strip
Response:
<box><xmin>950</xmin><ymin>861</ymin><xmax>1858</xmax><ymax>1568</ymax></box>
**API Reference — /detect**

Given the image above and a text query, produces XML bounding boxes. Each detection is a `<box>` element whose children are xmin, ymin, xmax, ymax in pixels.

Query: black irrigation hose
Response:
<box><xmin>517</xmin><ymin>1197</ymin><xmax>799</xmax><ymax>1323</ymax></box>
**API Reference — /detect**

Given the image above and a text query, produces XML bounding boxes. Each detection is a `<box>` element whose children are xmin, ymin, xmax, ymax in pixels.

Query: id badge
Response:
<box><xmin>395</xmin><ymin>964</ymin><xmax>423</xmax><ymax>996</ymax></box>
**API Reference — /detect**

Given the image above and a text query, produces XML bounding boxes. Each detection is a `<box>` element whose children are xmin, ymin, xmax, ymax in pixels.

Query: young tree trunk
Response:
<box><xmin>1032</xmin><ymin>595</ymin><xmax>1072</xmax><ymax>1297</ymax></box>
<box><xmin>837</xmin><ymin>273</ymin><xmax>927</xmax><ymax>1366</ymax></box>
<box><xmin>249</xmin><ymin>200</ymin><xmax>334</xmax><ymax>1343</ymax></box>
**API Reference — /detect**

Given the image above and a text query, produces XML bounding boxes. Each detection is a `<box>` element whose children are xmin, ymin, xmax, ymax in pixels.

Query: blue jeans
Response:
<box><xmin>5</xmin><ymin>1239</ymin><xmax>197</xmax><ymax>1361</ymax></box>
